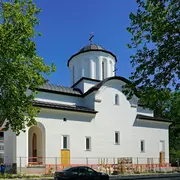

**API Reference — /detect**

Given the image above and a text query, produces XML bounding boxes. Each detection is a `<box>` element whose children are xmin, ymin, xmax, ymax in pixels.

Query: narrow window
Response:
<box><xmin>109</xmin><ymin>61</ymin><xmax>113</xmax><ymax>76</ymax></box>
<box><xmin>102</xmin><ymin>61</ymin><xmax>105</xmax><ymax>80</ymax></box>
<box><xmin>0</xmin><ymin>132</ymin><xmax>4</xmax><ymax>141</ymax></box>
<box><xmin>159</xmin><ymin>140</ymin><xmax>165</xmax><ymax>152</ymax></box>
<box><xmin>115</xmin><ymin>94</ymin><xmax>119</xmax><ymax>105</ymax></box>
<box><xmin>85</xmin><ymin>137</ymin><xmax>91</xmax><ymax>151</ymax></box>
<box><xmin>140</xmin><ymin>140</ymin><xmax>145</xmax><ymax>152</ymax></box>
<box><xmin>62</xmin><ymin>135</ymin><xmax>69</xmax><ymax>149</ymax></box>
<box><xmin>115</xmin><ymin>131</ymin><xmax>120</xmax><ymax>144</ymax></box>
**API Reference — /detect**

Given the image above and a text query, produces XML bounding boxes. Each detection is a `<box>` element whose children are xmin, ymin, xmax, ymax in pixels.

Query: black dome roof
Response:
<box><xmin>67</xmin><ymin>43</ymin><xmax>117</xmax><ymax>66</ymax></box>
<box><xmin>79</xmin><ymin>44</ymin><xmax>105</xmax><ymax>52</ymax></box>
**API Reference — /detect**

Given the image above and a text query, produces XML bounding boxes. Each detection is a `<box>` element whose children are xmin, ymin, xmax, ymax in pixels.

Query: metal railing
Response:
<box><xmin>2</xmin><ymin>156</ymin><xmax>178</xmax><ymax>176</ymax></box>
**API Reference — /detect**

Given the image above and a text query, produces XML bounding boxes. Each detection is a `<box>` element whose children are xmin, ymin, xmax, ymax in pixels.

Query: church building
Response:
<box><xmin>2</xmin><ymin>43</ymin><xmax>171</xmax><ymax>168</ymax></box>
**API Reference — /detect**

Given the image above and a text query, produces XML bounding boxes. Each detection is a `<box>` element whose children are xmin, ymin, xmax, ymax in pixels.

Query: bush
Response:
<box><xmin>170</xmin><ymin>149</ymin><xmax>180</xmax><ymax>167</ymax></box>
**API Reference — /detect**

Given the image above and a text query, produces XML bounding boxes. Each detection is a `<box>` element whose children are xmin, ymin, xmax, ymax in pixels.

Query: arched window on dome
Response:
<box><xmin>115</xmin><ymin>94</ymin><xmax>119</xmax><ymax>105</ymax></box>
<box><xmin>102</xmin><ymin>61</ymin><xmax>105</xmax><ymax>80</ymax></box>
<box><xmin>110</xmin><ymin>61</ymin><xmax>113</xmax><ymax>76</ymax></box>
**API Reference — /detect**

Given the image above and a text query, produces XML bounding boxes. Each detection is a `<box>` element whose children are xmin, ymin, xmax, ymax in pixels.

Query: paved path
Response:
<box><xmin>2</xmin><ymin>173</ymin><xmax>180</xmax><ymax>180</ymax></box>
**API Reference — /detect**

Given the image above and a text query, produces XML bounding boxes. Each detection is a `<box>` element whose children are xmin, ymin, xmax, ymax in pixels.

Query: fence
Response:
<box><xmin>2</xmin><ymin>156</ymin><xmax>176</xmax><ymax>176</ymax></box>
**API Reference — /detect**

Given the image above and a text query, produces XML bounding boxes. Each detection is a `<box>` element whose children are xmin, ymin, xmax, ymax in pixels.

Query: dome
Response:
<box><xmin>79</xmin><ymin>44</ymin><xmax>105</xmax><ymax>52</ymax></box>
<box><xmin>67</xmin><ymin>43</ymin><xmax>117</xmax><ymax>67</ymax></box>
<box><xmin>67</xmin><ymin>43</ymin><xmax>117</xmax><ymax>85</ymax></box>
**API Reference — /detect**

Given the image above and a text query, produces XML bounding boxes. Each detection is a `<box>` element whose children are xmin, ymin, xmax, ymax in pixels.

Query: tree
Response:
<box><xmin>126</xmin><ymin>0</ymin><xmax>180</xmax><ymax>165</ymax></box>
<box><xmin>0</xmin><ymin>0</ymin><xmax>55</xmax><ymax>135</ymax></box>
<box><xmin>126</xmin><ymin>0</ymin><xmax>179</xmax><ymax>102</ymax></box>
<box><xmin>164</xmin><ymin>91</ymin><xmax>180</xmax><ymax>165</ymax></box>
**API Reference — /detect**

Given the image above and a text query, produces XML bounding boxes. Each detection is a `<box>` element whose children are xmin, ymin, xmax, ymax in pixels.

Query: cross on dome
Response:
<box><xmin>89</xmin><ymin>32</ymin><xmax>94</xmax><ymax>44</ymax></box>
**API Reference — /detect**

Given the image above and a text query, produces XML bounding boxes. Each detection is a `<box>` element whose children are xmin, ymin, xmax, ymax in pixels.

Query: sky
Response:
<box><xmin>34</xmin><ymin>0</ymin><xmax>138</xmax><ymax>87</ymax></box>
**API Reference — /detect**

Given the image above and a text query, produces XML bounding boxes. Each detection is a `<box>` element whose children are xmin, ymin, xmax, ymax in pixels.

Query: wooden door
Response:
<box><xmin>32</xmin><ymin>133</ymin><xmax>37</xmax><ymax>162</ymax></box>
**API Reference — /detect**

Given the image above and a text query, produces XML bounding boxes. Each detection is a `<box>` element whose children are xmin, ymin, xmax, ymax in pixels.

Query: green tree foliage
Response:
<box><xmin>166</xmin><ymin>92</ymin><xmax>180</xmax><ymax>164</ymax></box>
<box><xmin>126</xmin><ymin>0</ymin><xmax>179</xmax><ymax>100</ymax></box>
<box><xmin>125</xmin><ymin>0</ymin><xmax>180</xmax><ymax>111</ymax></box>
<box><xmin>0</xmin><ymin>0</ymin><xmax>55</xmax><ymax>135</ymax></box>
<box><xmin>155</xmin><ymin>91</ymin><xmax>180</xmax><ymax>149</ymax></box>
<box><xmin>126</xmin><ymin>0</ymin><xmax>180</xmax><ymax>164</ymax></box>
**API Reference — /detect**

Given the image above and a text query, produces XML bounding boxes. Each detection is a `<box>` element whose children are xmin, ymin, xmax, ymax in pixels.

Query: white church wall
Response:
<box><xmin>84</xmin><ymin>92</ymin><xmax>96</xmax><ymax>109</ymax></box>
<box><xmin>97</xmin><ymin>57</ymin><xmax>102</xmax><ymax>80</ymax></box>
<box><xmin>35</xmin><ymin>91</ymin><xmax>84</xmax><ymax>106</ymax></box>
<box><xmin>16</xmin><ymin>130</ymin><xmax>28</xmax><ymax>167</ymax></box>
<box><xmin>93</xmin><ymin>80</ymin><xmax>136</xmax><ymax>157</ymax></box>
<box><xmin>69</xmin><ymin>51</ymin><xmax>116</xmax><ymax>86</ymax></box>
<box><xmin>83</xmin><ymin>58</ymin><xmax>90</xmax><ymax>79</ymax></box>
<box><xmin>83</xmin><ymin>80</ymin><xmax>99</xmax><ymax>93</ymax></box>
<box><xmin>93</xmin><ymin>80</ymin><xmax>169</xmax><ymax>159</ymax></box>
<box><xmin>36</xmin><ymin>109</ymin><xmax>96</xmax><ymax>165</ymax></box>
<box><xmin>4</xmin><ymin>129</ymin><xmax>16</xmax><ymax>165</ymax></box>
<box><xmin>132</xmin><ymin>120</ymin><xmax>170</xmax><ymax>162</ymax></box>
<box><xmin>69</xmin><ymin>56</ymin><xmax>83</xmax><ymax>85</ymax></box>
<box><xmin>3</xmin><ymin>127</ymin><xmax>28</xmax><ymax>167</ymax></box>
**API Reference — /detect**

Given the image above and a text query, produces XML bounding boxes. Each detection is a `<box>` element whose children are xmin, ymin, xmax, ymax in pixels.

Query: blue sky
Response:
<box><xmin>35</xmin><ymin>0</ymin><xmax>138</xmax><ymax>87</ymax></box>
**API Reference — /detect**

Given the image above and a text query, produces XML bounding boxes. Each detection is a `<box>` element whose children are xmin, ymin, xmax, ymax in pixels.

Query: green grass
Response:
<box><xmin>0</xmin><ymin>173</ymin><xmax>53</xmax><ymax>179</ymax></box>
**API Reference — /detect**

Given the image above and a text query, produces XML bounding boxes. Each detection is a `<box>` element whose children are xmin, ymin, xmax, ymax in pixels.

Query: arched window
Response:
<box><xmin>102</xmin><ymin>61</ymin><xmax>105</xmax><ymax>80</ymax></box>
<box><xmin>32</xmin><ymin>133</ymin><xmax>37</xmax><ymax>159</ymax></box>
<box><xmin>110</xmin><ymin>61</ymin><xmax>113</xmax><ymax>76</ymax></box>
<box><xmin>115</xmin><ymin>94</ymin><xmax>119</xmax><ymax>105</ymax></box>
<box><xmin>32</xmin><ymin>133</ymin><xmax>37</xmax><ymax>150</ymax></box>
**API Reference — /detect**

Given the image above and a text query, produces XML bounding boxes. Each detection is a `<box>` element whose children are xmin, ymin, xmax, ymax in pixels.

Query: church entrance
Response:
<box><xmin>32</xmin><ymin>133</ymin><xmax>37</xmax><ymax>161</ymax></box>
<box><xmin>28</xmin><ymin>122</ymin><xmax>45</xmax><ymax>166</ymax></box>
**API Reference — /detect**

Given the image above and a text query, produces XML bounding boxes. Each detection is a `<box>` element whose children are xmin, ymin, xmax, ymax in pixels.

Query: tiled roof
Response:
<box><xmin>136</xmin><ymin>114</ymin><xmax>171</xmax><ymax>123</ymax></box>
<box><xmin>36</xmin><ymin>83</ymin><xmax>82</xmax><ymax>96</ymax></box>
<box><xmin>33</xmin><ymin>100</ymin><xmax>97</xmax><ymax>114</ymax></box>
<box><xmin>36</xmin><ymin>76</ymin><xmax>137</xmax><ymax>98</ymax></box>
<box><xmin>79</xmin><ymin>44</ymin><xmax>105</xmax><ymax>52</ymax></box>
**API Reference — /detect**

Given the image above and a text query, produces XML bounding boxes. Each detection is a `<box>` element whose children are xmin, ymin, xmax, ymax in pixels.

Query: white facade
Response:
<box><xmin>2</xmin><ymin>44</ymin><xmax>171</xmax><ymax>167</ymax></box>
<box><xmin>68</xmin><ymin>51</ymin><xmax>116</xmax><ymax>87</ymax></box>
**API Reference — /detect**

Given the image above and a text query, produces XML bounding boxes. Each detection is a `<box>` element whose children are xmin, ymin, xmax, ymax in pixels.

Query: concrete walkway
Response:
<box><xmin>1</xmin><ymin>173</ymin><xmax>180</xmax><ymax>180</ymax></box>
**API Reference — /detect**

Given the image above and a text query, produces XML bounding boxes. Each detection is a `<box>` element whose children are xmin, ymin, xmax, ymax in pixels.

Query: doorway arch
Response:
<box><xmin>28</xmin><ymin>122</ymin><xmax>45</xmax><ymax>165</ymax></box>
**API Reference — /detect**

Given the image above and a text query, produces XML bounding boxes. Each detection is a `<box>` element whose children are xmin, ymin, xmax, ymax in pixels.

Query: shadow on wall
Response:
<box><xmin>36</xmin><ymin>92</ymin><xmax>83</xmax><ymax>105</ymax></box>
<box><xmin>38</xmin><ymin>109</ymin><xmax>95</xmax><ymax>123</ymax></box>
<box><xmin>133</xmin><ymin>119</ymin><xmax>169</xmax><ymax>130</ymax></box>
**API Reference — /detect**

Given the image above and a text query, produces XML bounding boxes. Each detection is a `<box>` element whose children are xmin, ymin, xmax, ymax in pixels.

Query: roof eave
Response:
<box><xmin>35</xmin><ymin>105</ymin><xmax>98</xmax><ymax>114</ymax></box>
<box><xmin>136</xmin><ymin>115</ymin><xmax>171</xmax><ymax>123</ymax></box>
<box><xmin>67</xmin><ymin>49</ymin><xmax>117</xmax><ymax>67</ymax></box>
